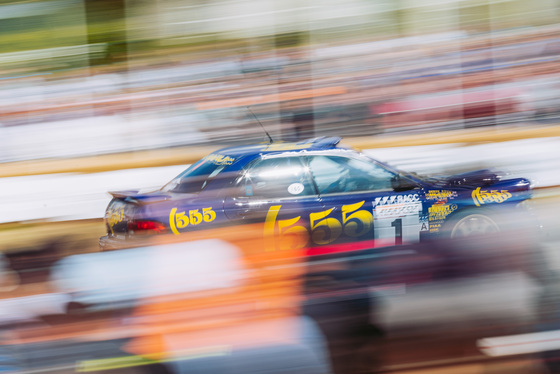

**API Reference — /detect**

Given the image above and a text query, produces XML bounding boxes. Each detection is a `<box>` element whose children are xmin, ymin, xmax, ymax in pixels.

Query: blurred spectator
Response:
<box><xmin>303</xmin><ymin>268</ymin><xmax>384</xmax><ymax>374</ymax></box>
<box><xmin>49</xmin><ymin>225</ymin><xmax>333</xmax><ymax>374</ymax></box>
<box><xmin>0</xmin><ymin>253</ymin><xmax>19</xmax><ymax>293</ymax></box>
<box><xmin>535</xmin><ymin>272</ymin><xmax>560</xmax><ymax>373</ymax></box>
<box><xmin>284</xmin><ymin>98</ymin><xmax>315</xmax><ymax>141</ymax></box>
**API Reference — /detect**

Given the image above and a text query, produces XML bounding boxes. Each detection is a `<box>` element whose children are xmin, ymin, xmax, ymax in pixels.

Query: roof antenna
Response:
<box><xmin>247</xmin><ymin>106</ymin><xmax>273</xmax><ymax>143</ymax></box>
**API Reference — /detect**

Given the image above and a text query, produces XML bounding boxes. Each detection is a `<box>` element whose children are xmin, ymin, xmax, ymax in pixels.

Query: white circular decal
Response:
<box><xmin>288</xmin><ymin>183</ymin><xmax>305</xmax><ymax>195</ymax></box>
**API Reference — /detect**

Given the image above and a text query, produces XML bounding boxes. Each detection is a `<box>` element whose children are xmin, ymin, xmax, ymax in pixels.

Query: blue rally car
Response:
<box><xmin>99</xmin><ymin>137</ymin><xmax>532</xmax><ymax>255</ymax></box>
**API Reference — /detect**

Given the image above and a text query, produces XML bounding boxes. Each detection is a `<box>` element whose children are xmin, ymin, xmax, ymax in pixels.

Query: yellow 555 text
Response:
<box><xmin>169</xmin><ymin>207</ymin><xmax>216</xmax><ymax>235</ymax></box>
<box><xmin>264</xmin><ymin>200</ymin><xmax>373</xmax><ymax>251</ymax></box>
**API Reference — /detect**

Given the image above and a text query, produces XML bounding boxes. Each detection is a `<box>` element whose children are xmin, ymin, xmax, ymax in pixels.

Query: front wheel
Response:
<box><xmin>446</xmin><ymin>210</ymin><xmax>501</xmax><ymax>238</ymax></box>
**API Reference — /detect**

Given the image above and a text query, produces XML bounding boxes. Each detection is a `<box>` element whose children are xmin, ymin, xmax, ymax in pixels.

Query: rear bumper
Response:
<box><xmin>99</xmin><ymin>235</ymin><xmax>142</xmax><ymax>251</ymax></box>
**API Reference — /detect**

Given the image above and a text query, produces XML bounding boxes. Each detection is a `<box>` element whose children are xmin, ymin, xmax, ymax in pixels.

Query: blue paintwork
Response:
<box><xmin>102</xmin><ymin>136</ymin><xmax>532</xmax><ymax>249</ymax></box>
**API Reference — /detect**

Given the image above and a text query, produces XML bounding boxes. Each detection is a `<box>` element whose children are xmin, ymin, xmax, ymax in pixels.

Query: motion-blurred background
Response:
<box><xmin>3</xmin><ymin>0</ymin><xmax>560</xmax><ymax>160</ymax></box>
<box><xmin>2</xmin><ymin>1</ymin><xmax>560</xmax><ymax>373</ymax></box>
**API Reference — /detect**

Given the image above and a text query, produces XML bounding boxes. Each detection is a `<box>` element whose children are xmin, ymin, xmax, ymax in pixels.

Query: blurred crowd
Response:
<box><xmin>2</xmin><ymin>25</ymin><xmax>560</xmax><ymax>161</ymax></box>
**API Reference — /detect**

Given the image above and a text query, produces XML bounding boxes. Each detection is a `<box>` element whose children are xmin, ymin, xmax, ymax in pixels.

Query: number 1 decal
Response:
<box><xmin>373</xmin><ymin>197</ymin><xmax>422</xmax><ymax>245</ymax></box>
<box><xmin>391</xmin><ymin>218</ymin><xmax>403</xmax><ymax>245</ymax></box>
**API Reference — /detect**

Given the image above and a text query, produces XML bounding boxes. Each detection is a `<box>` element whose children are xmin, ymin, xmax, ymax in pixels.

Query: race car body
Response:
<box><xmin>100</xmin><ymin>137</ymin><xmax>532</xmax><ymax>254</ymax></box>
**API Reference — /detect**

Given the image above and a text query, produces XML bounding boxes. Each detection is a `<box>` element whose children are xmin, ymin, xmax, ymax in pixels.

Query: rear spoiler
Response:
<box><xmin>108</xmin><ymin>190</ymin><xmax>171</xmax><ymax>204</ymax></box>
<box><xmin>108</xmin><ymin>190</ymin><xmax>140</xmax><ymax>199</ymax></box>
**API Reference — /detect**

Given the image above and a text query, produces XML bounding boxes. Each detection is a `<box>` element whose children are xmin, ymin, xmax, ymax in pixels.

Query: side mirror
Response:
<box><xmin>391</xmin><ymin>175</ymin><xmax>418</xmax><ymax>192</ymax></box>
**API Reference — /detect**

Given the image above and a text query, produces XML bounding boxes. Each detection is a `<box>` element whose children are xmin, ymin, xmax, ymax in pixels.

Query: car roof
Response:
<box><xmin>212</xmin><ymin>136</ymin><xmax>344</xmax><ymax>158</ymax></box>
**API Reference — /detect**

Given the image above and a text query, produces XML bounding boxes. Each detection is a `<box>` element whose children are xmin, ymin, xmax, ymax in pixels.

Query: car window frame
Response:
<box><xmin>232</xmin><ymin>153</ymin><xmax>319</xmax><ymax>200</ymax></box>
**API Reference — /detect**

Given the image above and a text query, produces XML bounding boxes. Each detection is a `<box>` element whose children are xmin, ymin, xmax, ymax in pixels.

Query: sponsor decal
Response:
<box><xmin>245</xmin><ymin>185</ymin><xmax>253</xmax><ymax>196</ymax></box>
<box><xmin>373</xmin><ymin>194</ymin><xmax>420</xmax><ymax>206</ymax></box>
<box><xmin>425</xmin><ymin>190</ymin><xmax>457</xmax><ymax>201</ymax></box>
<box><xmin>169</xmin><ymin>207</ymin><xmax>217</xmax><ymax>235</ymax></box>
<box><xmin>264</xmin><ymin>200</ymin><xmax>373</xmax><ymax>251</ymax></box>
<box><xmin>375</xmin><ymin>202</ymin><xmax>422</xmax><ymax>219</ymax></box>
<box><xmin>288</xmin><ymin>183</ymin><xmax>304</xmax><ymax>195</ymax></box>
<box><xmin>420</xmin><ymin>215</ymin><xmax>429</xmax><ymax>231</ymax></box>
<box><xmin>205</xmin><ymin>154</ymin><xmax>235</xmax><ymax>165</ymax></box>
<box><xmin>429</xmin><ymin>223</ymin><xmax>442</xmax><ymax>232</ymax></box>
<box><xmin>106</xmin><ymin>204</ymin><xmax>125</xmax><ymax>236</ymax></box>
<box><xmin>106</xmin><ymin>205</ymin><xmax>124</xmax><ymax>228</ymax></box>
<box><xmin>428</xmin><ymin>202</ymin><xmax>457</xmax><ymax>221</ymax></box>
<box><xmin>472</xmin><ymin>188</ymin><xmax>512</xmax><ymax>206</ymax></box>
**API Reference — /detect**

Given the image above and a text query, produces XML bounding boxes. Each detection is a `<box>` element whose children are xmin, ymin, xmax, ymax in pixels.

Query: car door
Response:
<box><xmin>306</xmin><ymin>153</ymin><xmax>426</xmax><ymax>251</ymax></box>
<box><xmin>223</xmin><ymin>155</ymin><xmax>322</xmax><ymax>252</ymax></box>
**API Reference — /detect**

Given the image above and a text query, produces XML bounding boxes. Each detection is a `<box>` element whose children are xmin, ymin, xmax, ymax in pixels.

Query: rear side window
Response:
<box><xmin>241</xmin><ymin>156</ymin><xmax>315</xmax><ymax>198</ymax></box>
<box><xmin>162</xmin><ymin>154</ymin><xmax>234</xmax><ymax>193</ymax></box>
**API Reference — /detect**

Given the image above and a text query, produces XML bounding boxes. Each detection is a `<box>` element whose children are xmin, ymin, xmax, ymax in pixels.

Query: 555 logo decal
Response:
<box><xmin>169</xmin><ymin>207</ymin><xmax>217</xmax><ymax>235</ymax></box>
<box><xmin>264</xmin><ymin>201</ymin><xmax>373</xmax><ymax>252</ymax></box>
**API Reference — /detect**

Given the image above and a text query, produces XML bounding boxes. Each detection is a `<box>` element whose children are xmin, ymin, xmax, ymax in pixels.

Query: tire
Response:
<box><xmin>442</xmin><ymin>206</ymin><xmax>546</xmax><ymax>282</ymax></box>
<box><xmin>445</xmin><ymin>209</ymin><xmax>501</xmax><ymax>239</ymax></box>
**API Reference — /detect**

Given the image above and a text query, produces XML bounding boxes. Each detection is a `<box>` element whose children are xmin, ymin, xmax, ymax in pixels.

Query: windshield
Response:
<box><xmin>161</xmin><ymin>154</ymin><xmax>234</xmax><ymax>193</ymax></box>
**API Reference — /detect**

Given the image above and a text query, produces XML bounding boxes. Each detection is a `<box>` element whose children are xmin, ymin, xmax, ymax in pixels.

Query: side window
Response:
<box><xmin>241</xmin><ymin>157</ymin><xmax>315</xmax><ymax>199</ymax></box>
<box><xmin>308</xmin><ymin>155</ymin><xmax>396</xmax><ymax>194</ymax></box>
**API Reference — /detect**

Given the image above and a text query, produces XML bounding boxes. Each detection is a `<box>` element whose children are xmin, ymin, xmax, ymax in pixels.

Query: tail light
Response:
<box><xmin>128</xmin><ymin>220</ymin><xmax>167</xmax><ymax>234</ymax></box>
